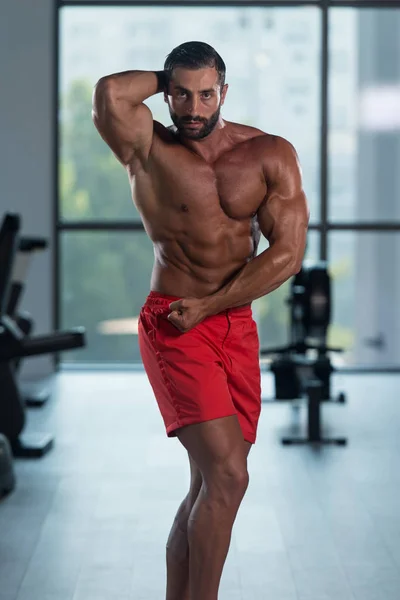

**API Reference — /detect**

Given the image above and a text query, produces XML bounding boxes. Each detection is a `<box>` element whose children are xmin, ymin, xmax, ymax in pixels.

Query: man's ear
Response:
<box><xmin>164</xmin><ymin>91</ymin><xmax>168</xmax><ymax>104</ymax></box>
<box><xmin>220</xmin><ymin>83</ymin><xmax>229</xmax><ymax>106</ymax></box>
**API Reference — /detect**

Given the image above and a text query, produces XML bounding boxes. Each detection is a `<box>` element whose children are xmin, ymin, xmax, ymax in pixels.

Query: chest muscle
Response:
<box><xmin>142</xmin><ymin>149</ymin><xmax>266</xmax><ymax>222</ymax></box>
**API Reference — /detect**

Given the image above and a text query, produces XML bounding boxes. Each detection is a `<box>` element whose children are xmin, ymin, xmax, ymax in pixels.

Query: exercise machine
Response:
<box><xmin>260</xmin><ymin>262</ymin><xmax>347</xmax><ymax>445</ymax></box>
<box><xmin>7</xmin><ymin>235</ymin><xmax>51</xmax><ymax>406</ymax></box>
<box><xmin>0</xmin><ymin>213</ymin><xmax>86</xmax><ymax>458</ymax></box>
<box><xmin>0</xmin><ymin>434</ymin><xmax>15</xmax><ymax>496</ymax></box>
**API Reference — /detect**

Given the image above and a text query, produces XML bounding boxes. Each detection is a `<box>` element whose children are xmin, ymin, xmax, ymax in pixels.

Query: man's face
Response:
<box><xmin>164</xmin><ymin>67</ymin><xmax>228</xmax><ymax>140</ymax></box>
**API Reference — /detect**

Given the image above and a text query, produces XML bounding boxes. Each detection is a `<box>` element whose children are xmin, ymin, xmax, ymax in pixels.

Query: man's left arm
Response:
<box><xmin>206</xmin><ymin>136</ymin><xmax>309</xmax><ymax>314</ymax></box>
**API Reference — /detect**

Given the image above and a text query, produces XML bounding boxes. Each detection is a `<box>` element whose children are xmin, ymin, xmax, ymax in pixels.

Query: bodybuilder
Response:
<box><xmin>92</xmin><ymin>41</ymin><xmax>309</xmax><ymax>600</ymax></box>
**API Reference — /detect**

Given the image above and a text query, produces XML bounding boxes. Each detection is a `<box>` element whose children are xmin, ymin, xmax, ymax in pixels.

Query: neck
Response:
<box><xmin>177</xmin><ymin>117</ymin><xmax>229</xmax><ymax>162</ymax></box>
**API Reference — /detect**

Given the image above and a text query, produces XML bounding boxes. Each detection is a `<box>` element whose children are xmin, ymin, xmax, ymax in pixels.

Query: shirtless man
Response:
<box><xmin>92</xmin><ymin>41</ymin><xmax>308</xmax><ymax>600</ymax></box>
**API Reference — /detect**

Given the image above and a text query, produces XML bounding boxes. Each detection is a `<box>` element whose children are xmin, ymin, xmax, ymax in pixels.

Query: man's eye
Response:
<box><xmin>202</xmin><ymin>93</ymin><xmax>211</xmax><ymax>99</ymax></box>
<box><xmin>178</xmin><ymin>92</ymin><xmax>187</xmax><ymax>98</ymax></box>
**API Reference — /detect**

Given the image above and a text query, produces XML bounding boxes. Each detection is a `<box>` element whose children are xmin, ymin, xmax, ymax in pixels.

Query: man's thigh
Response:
<box><xmin>176</xmin><ymin>415</ymin><xmax>248</xmax><ymax>480</ymax></box>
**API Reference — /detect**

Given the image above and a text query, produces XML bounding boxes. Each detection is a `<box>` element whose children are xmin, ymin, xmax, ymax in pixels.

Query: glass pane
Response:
<box><xmin>60</xmin><ymin>231</ymin><xmax>154</xmax><ymax>364</ymax></box>
<box><xmin>329</xmin><ymin>8</ymin><xmax>400</xmax><ymax>222</ymax></box>
<box><xmin>61</xmin><ymin>229</ymin><xmax>319</xmax><ymax>365</ymax></box>
<box><xmin>254</xmin><ymin>231</ymin><xmax>320</xmax><ymax>351</ymax></box>
<box><xmin>59</xmin><ymin>5</ymin><xmax>320</xmax><ymax>222</ymax></box>
<box><xmin>328</xmin><ymin>232</ymin><xmax>400</xmax><ymax>367</ymax></box>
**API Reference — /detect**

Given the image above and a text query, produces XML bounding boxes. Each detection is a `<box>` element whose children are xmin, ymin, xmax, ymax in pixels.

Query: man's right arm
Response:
<box><xmin>92</xmin><ymin>70</ymin><xmax>167</xmax><ymax>167</ymax></box>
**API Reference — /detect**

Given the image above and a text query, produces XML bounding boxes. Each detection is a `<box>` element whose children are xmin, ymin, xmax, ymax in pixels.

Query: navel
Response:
<box><xmin>181</xmin><ymin>204</ymin><xmax>189</xmax><ymax>213</ymax></box>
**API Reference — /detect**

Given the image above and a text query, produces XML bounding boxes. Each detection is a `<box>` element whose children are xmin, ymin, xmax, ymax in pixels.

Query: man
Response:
<box><xmin>92</xmin><ymin>41</ymin><xmax>308</xmax><ymax>600</ymax></box>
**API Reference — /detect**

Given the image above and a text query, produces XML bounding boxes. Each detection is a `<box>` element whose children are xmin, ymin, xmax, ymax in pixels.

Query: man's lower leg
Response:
<box><xmin>166</xmin><ymin>437</ymin><xmax>252</xmax><ymax>600</ymax></box>
<box><xmin>187</xmin><ymin>472</ymin><xmax>249</xmax><ymax>600</ymax></box>
<box><xmin>166</xmin><ymin>496</ymin><xmax>191</xmax><ymax>600</ymax></box>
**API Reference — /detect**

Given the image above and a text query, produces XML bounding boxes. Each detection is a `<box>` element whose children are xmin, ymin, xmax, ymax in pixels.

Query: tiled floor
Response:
<box><xmin>1</xmin><ymin>371</ymin><xmax>400</xmax><ymax>599</ymax></box>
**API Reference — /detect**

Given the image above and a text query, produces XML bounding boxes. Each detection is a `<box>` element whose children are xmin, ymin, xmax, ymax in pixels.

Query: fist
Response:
<box><xmin>168</xmin><ymin>297</ymin><xmax>209</xmax><ymax>333</ymax></box>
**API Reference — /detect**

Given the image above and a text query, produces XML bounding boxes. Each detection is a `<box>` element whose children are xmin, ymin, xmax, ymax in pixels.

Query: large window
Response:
<box><xmin>58</xmin><ymin>2</ymin><xmax>400</xmax><ymax>369</ymax></box>
<box><xmin>329</xmin><ymin>8</ymin><xmax>400</xmax><ymax>223</ymax></box>
<box><xmin>327</xmin><ymin>7</ymin><xmax>400</xmax><ymax>367</ymax></box>
<box><xmin>59</xmin><ymin>4</ymin><xmax>321</xmax><ymax>364</ymax></box>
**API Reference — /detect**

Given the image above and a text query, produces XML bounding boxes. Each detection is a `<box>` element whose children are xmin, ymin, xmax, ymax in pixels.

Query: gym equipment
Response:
<box><xmin>260</xmin><ymin>262</ymin><xmax>347</xmax><ymax>445</ymax></box>
<box><xmin>0</xmin><ymin>433</ymin><xmax>16</xmax><ymax>496</ymax></box>
<box><xmin>7</xmin><ymin>235</ymin><xmax>51</xmax><ymax>406</ymax></box>
<box><xmin>0</xmin><ymin>213</ymin><xmax>86</xmax><ymax>458</ymax></box>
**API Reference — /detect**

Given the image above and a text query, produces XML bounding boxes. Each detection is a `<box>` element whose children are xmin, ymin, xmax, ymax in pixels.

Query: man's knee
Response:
<box><xmin>177</xmin><ymin>416</ymin><xmax>250</xmax><ymax>506</ymax></box>
<box><xmin>205</xmin><ymin>458</ymin><xmax>249</xmax><ymax>507</ymax></box>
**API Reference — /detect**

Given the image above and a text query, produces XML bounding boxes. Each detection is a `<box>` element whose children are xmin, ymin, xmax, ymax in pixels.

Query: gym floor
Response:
<box><xmin>1</xmin><ymin>372</ymin><xmax>400</xmax><ymax>600</ymax></box>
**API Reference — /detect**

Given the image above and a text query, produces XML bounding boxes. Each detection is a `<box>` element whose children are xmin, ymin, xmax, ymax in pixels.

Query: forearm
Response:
<box><xmin>96</xmin><ymin>69</ymin><xmax>167</xmax><ymax>107</ymax></box>
<box><xmin>206</xmin><ymin>245</ymin><xmax>298</xmax><ymax>315</ymax></box>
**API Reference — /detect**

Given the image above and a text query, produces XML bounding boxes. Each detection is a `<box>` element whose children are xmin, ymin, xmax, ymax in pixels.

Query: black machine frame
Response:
<box><xmin>54</xmin><ymin>0</ymin><xmax>400</xmax><ymax>371</ymax></box>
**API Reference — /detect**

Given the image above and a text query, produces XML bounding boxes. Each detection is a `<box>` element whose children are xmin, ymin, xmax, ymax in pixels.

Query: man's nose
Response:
<box><xmin>186</xmin><ymin>96</ymin><xmax>199</xmax><ymax>116</ymax></box>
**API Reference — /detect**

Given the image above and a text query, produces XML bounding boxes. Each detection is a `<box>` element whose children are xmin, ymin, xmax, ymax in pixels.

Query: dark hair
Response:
<box><xmin>164</xmin><ymin>41</ymin><xmax>226</xmax><ymax>87</ymax></box>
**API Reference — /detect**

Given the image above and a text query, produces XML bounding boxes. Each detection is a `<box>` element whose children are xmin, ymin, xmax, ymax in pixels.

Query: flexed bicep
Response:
<box><xmin>257</xmin><ymin>137</ymin><xmax>309</xmax><ymax>270</ymax></box>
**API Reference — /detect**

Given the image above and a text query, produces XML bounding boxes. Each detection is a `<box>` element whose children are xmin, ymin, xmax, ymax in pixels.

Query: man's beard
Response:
<box><xmin>169</xmin><ymin>105</ymin><xmax>221</xmax><ymax>140</ymax></box>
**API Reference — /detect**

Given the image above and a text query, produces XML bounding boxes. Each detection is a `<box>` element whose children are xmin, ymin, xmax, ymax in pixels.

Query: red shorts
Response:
<box><xmin>138</xmin><ymin>292</ymin><xmax>261</xmax><ymax>444</ymax></box>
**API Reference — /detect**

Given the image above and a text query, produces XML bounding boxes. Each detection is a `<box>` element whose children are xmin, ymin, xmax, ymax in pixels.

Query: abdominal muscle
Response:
<box><xmin>148</xmin><ymin>230</ymin><xmax>256</xmax><ymax>299</ymax></box>
<box><xmin>132</xmin><ymin>169</ymin><xmax>261</xmax><ymax>299</ymax></box>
